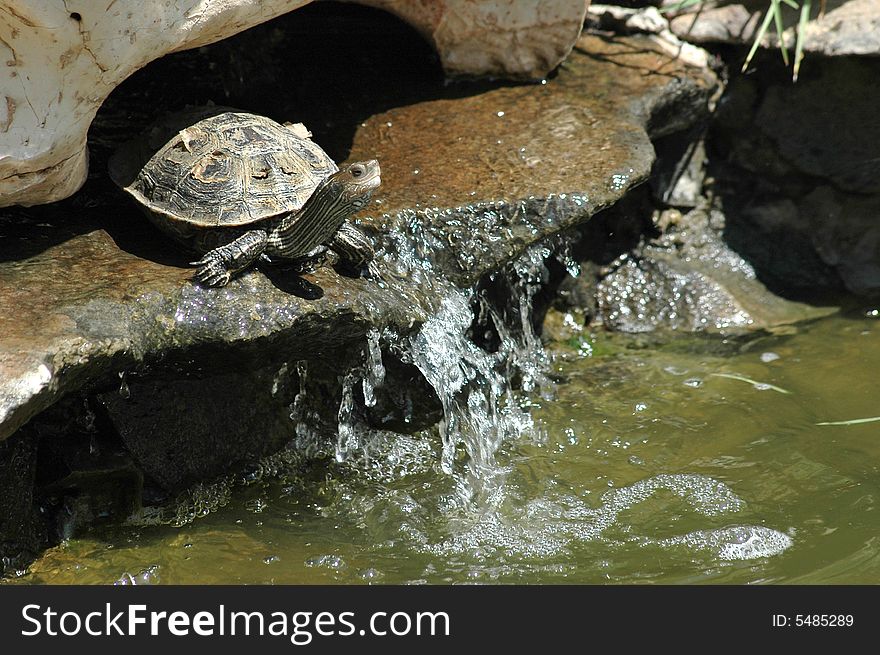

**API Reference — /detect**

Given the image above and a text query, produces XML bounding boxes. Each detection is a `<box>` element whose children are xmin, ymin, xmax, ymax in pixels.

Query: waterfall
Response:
<box><xmin>336</xmin><ymin>244</ymin><xmax>559</xmax><ymax>505</ymax></box>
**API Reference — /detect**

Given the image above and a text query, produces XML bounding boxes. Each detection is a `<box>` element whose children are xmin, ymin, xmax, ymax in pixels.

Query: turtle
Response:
<box><xmin>109</xmin><ymin>109</ymin><xmax>380</xmax><ymax>287</ymax></box>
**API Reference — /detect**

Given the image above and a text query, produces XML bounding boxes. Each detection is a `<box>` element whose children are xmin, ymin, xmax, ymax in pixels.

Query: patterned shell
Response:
<box><xmin>127</xmin><ymin>112</ymin><xmax>338</xmax><ymax>228</ymax></box>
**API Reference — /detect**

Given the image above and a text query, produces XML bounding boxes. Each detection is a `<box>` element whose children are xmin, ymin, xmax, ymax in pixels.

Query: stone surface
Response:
<box><xmin>549</xmin><ymin>200</ymin><xmax>834</xmax><ymax>333</ymax></box>
<box><xmin>99</xmin><ymin>363</ymin><xmax>301</xmax><ymax>492</ymax></box>
<box><xmin>0</xmin><ymin>431</ymin><xmax>44</xmax><ymax>571</ymax></box>
<box><xmin>798</xmin><ymin>0</ymin><xmax>880</xmax><ymax>56</ymax></box>
<box><xmin>587</xmin><ymin>4</ymin><xmax>711</xmax><ymax>68</ymax></box>
<box><xmin>708</xmin><ymin>54</ymin><xmax>880</xmax><ymax>297</ymax></box>
<box><xmin>666</xmin><ymin>1</ymin><xmax>763</xmax><ymax>45</ymax></box>
<box><xmin>666</xmin><ymin>0</ymin><xmax>880</xmax><ymax>57</ymax></box>
<box><xmin>358</xmin><ymin>0</ymin><xmax>590</xmax><ymax>78</ymax></box>
<box><xmin>799</xmin><ymin>187</ymin><xmax>880</xmax><ymax>296</ymax></box>
<box><xmin>0</xmin><ymin>29</ymin><xmax>717</xmax><ymax>444</ymax></box>
<box><xmin>0</xmin><ymin>0</ymin><xmax>588</xmax><ymax>208</ymax></box>
<box><xmin>754</xmin><ymin>60</ymin><xmax>880</xmax><ymax>195</ymax></box>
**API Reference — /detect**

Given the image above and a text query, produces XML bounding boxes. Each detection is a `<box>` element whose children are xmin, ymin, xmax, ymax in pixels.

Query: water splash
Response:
<box><xmin>289</xmin><ymin>360</ymin><xmax>326</xmax><ymax>457</ymax></box>
<box><xmin>115</xmin><ymin>565</ymin><xmax>160</xmax><ymax>585</ymax></box>
<box><xmin>417</xmin><ymin>473</ymin><xmax>791</xmax><ymax>565</ymax></box>
<box><xmin>362</xmin><ymin>328</ymin><xmax>385</xmax><ymax>408</ymax></box>
<box><xmin>118</xmin><ymin>371</ymin><xmax>130</xmax><ymax>399</ymax></box>
<box><xmin>486</xmin><ymin>244</ymin><xmax>555</xmax><ymax>397</ymax></box>
<box><xmin>336</xmin><ymin>371</ymin><xmax>360</xmax><ymax>463</ymax></box>
<box><xmin>407</xmin><ymin>290</ymin><xmax>533</xmax><ymax>504</ymax></box>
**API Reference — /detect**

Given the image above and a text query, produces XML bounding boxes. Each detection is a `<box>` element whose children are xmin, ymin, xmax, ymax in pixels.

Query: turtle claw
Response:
<box><xmin>193</xmin><ymin>258</ymin><xmax>232</xmax><ymax>287</ymax></box>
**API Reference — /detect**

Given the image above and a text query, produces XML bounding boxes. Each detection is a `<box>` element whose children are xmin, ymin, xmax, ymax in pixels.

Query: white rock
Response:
<box><xmin>588</xmin><ymin>4</ymin><xmax>710</xmax><ymax>68</ymax></box>
<box><xmin>0</xmin><ymin>0</ymin><xmax>588</xmax><ymax>208</ymax></box>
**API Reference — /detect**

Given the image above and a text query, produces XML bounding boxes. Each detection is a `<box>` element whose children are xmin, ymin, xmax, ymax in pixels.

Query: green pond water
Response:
<box><xmin>9</xmin><ymin>311</ymin><xmax>880</xmax><ymax>585</ymax></box>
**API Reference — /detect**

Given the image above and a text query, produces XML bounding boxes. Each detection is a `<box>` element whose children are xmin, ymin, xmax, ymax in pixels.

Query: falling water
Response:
<box><xmin>485</xmin><ymin>245</ymin><xmax>555</xmax><ymax>398</ymax></box>
<box><xmin>406</xmin><ymin>290</ymin><xmax>539</xmax><ymax>504</ymax></box>
<box><xmin>362</xmin><ymin>328</ymin><xmax>385</xmax><ymax>408</ymax></box>
<box><xmin>289</xmin><ymin>360</ymin><xmax>326</xmax><ymax>458</ymax></box>
<box><xmin>336</xmin><ymin>371</ymin><xmax>359</xmax><ymax>462</ymax></box>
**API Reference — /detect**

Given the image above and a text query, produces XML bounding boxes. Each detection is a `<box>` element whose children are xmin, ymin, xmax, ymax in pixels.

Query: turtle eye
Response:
<box><xmin>351</xmin><ymin>164</ymin><xmax>365</xmax><ymax>179</ymax></box>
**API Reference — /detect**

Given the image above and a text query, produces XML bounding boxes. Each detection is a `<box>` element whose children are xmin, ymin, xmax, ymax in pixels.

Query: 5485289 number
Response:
<box><xmin>795</xmin><ymin>615</ymin><xmax>854</xmax><ymax>627</ymax></box>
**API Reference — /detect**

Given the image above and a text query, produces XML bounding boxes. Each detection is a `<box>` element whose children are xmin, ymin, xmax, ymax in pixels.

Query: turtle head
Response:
<box><xmin>321</xmin><ymin>160</ymin><xmax>381</xmax><ymax>215</ymax></box>
<box><xmin>275</xmin><ymin>160</ymin><xmax>381</xmax><ymax>259</ymax></box>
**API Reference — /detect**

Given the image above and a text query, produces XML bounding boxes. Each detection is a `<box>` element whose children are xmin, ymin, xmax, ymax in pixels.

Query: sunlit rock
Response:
<box><xmin>664</xmin><ymin>0</ymin><xmax>880</xmax><ymax>57</ymax></box>
<box><xmin>0</xmin><ymin>0</ymin><xmax>588</xmax><ymax>208</ymax></box>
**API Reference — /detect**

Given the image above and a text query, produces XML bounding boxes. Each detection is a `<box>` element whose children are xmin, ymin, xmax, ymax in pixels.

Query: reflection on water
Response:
<box><xmin>8</xmin><ymin>313</ymin><xmax>880</xmax><ymax>584</ymax></box>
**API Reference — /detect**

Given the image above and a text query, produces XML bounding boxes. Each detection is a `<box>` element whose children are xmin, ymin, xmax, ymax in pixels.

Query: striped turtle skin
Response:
<box><xmin>110</xmin><ymin>110</ymin><xmax>380</xmax><ymax>287</ymax></box>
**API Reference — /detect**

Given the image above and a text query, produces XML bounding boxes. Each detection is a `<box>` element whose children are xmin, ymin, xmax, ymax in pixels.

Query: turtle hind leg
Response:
<box><xmin>328</xmin><ymin>222</ymin><xmax>375</xmax><ymax>275</ymax></box>
<box><xmin>191</xmin><ymin>229</ymin><xmax>269</xmax><ymax>287</ymax></box>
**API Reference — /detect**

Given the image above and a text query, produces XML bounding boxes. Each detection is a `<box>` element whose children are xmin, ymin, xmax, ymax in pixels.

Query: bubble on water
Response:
<box><xmin>760</xmin><ymin>352</ymin><xmax>780</xmax><ymax>363</ymax></box>
<box><xmin>114</xmin><ymin>565</ymin><xmax>160</xmax><ymax>585</ymax></box>
<box><xmin>246</xmin><ymin>498</ymin><xmax>268</xmax><ymax>513</ymax></box>
<box><xmin>358</xmin><ymin>568</ymin><xmax>384</xmax><ymax>581</ymax></box>
<box><xmin>683</xmin><ymin>377</ymin><xmax>703</xmax><ymax>388</ymax></box>
<box><xmin>562</xmin><ymin>313</ymin><xmax>582</xmax><ymax>332</ymax></box>
<box><xmin>306</xmin><ymin>555</ymin><xmax>346</xmax><ymax>570</ymax></box>
<box><xmin>603</xmin><ymin>474</ymin><xmax>745</xmax><ymax>517</ymax></box>
<box><xmin>658</xmin><ymin>525</ymin><xmax>793</xmax><ymax>561</ymax></box>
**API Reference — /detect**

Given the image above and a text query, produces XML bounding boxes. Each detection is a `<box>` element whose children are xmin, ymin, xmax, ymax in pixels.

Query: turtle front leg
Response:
<box><xmin>328</xmin><ymin>222</ymin><xmax>375</xmax><ymax>272</ymax></box>
<box><xmin>191</xmin><ymin>230</ymin><xmax>269</xmax><ymax>287</ymax></box>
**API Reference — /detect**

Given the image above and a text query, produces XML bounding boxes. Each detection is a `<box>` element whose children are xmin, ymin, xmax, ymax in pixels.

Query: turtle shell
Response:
<box><xmin>111</xmin><ymin>110</ymin><xmax>338</xmax><ymax>233</ymax></box>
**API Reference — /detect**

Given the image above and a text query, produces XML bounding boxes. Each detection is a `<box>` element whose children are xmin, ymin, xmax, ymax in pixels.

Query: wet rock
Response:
<box><xmin>98</xmin><ymin>364</ymin><xmax>302</xmax><ymax>493</ymax></box>
<box><xmin>0</xmin><ymin>0</ymin><xmax>587</xmax><ymax>208</ymax></box>
<box><xmin>553</xmin><ymin>203</ymin><xmax>835</xmax><ymax>333</ymax></box>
